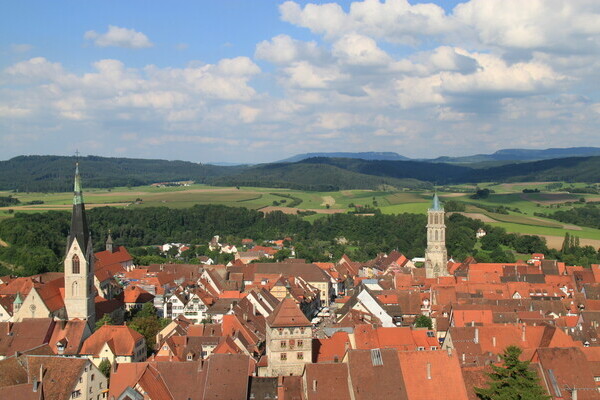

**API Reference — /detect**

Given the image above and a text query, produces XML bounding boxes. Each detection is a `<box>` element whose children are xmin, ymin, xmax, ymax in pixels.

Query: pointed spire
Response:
<box><xmin>431</xmin><ymin>192</ymin><xmax>442</xmax><ymax>211</ymax></box>
<box><xmin>73</xmin><ymin>162</ymin><xmax>84</xmax><ymax>206</ymax></box>
<box><xmin>106</xmin><ymin>230</ymin><xmax>114</xmax><ymax>252</ymax></box>
<box><xmin>14</xmin><ymin>291</ymin><xmax>23</xmax><ymax>304</ymax></box>
<box><xmin>68</xmin><ymin>162</ymin><xmax>90</xmax><ymax>251</ymax></box>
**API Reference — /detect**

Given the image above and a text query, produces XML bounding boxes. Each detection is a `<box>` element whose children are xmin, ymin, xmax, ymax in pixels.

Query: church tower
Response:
<box><xmin>425</xmin><ymin>193</ymin><xmax>449</xmax><ymax>278</ymax></box>
<box><xmin>64</xmin><ymin>163</ymin><xmax>96</xmax><ymax>329</ymax></box>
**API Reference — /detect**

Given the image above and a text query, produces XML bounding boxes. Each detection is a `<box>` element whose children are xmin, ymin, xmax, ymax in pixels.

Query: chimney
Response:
<box><xmin>38</xmin><ymin>364</ymin><xmax>44</xmax><ymax>384</ymax></box>
<box><xmin>573</xmin><ymin>389</ymin><xmax>578</xmax><ymax>400</ymax></box>
<box><xmin>522</xmin><ymin>325</ymin><xmax>526</xmax><ymax>342</ymax></box>
<box><xmin>112</xmin><ymin>361</ymin><xmax>118</xmax><ymax>374</ymax></box>
<box><xmin>426</xmin><ymin>362</ymin><xmax>431</xmax><ymax>380</ymax></box>
<box><xmin>446</xmin><ymin>347</ymin><xmax>452</xmax><ymax>357</ymax></box>
<box><xmin>474</xmin><ymin>328</ymin><xmax>479</xmax><ymax>344</ymax></box>
<box><xmin>492</xmin><ymin>336</ymin><xmax>496</xmax><ymax>348</ymax></box>
<box><xmin>461</xmin><ymin>353</ymin><xmax>466</xmax><ymax>363</ymax></box>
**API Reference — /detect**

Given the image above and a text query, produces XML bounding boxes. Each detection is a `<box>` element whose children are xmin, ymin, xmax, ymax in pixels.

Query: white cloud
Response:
<box><xmin>84</xmin><ymin>25</ymin><xmax>153</xmax><ymax>48</ymax></box>
<box><xmin>332</xmin><ymin>34</ymin><xmax>391</xmax><ymax>66</ymax></box>
<box><xmin>453</xmin><ymin>0</ymin><xmax>600</xmax><ymax>54</ymax></box>
<box><xmin>5</xmin><ymin>57</ymin><xmax>66</xmax><ymax>82</ymax></box>
<box><xmin>255</xmin><ymin>34</ymin><xmax>322</xmax><ymax>65</ymax></box>
<box><xmin>280</xmin><ymin>0</ymin><xmax>454</xmax><ymax>44</ymax></box>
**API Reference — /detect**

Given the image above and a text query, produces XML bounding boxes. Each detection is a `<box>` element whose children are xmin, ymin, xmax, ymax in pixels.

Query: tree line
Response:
<box><xmin>0</xmin><ymin>205</ymin><xmax>597</xmax><ymax>276</ymax></box>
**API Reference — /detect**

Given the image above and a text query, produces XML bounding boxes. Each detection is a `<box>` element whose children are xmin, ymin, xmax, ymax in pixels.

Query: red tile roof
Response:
<box><xmin>80</xmin><ymin>324</ymin><xmax>144</xmax><ymax>356</ymax></box>
<box><xmin>398</xmin><ymin>350</ymin><xmax>469</xmax><ymax>400</ymax></box>
<box><xmin>266</xmin><ymin>297</ymin><xmax>311</xmax><ymax>328</ymax></box>
<box><xmin>121</xmin><ymin>285</ymin><xmax>154</xmax><ymax>304</ymax></box>
<box><xmin>313</xmin><ymin>331</ymin><xmax>350</xmax><ymax>363</ymax></box>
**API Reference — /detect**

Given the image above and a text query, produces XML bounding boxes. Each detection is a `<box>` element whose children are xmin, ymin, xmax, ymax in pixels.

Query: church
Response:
<box><xmin>11</xmin><ymin>163</ymin><xmax>100</xmax><ymax>333</ymax></box>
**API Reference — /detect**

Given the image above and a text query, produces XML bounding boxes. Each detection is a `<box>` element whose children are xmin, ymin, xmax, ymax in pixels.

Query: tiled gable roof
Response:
<box><xmin>266</xmin><ymin>297</ymin><xmax>310</xmax><ymax>328</ymax></box>
<box><xmin>80</xmin><ymin>324</ymin><xmax>143</xmax><ymax>356</ymax></box>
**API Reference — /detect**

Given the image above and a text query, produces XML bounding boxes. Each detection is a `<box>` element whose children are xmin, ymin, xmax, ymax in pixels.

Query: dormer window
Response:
<box><xmin>72</xmin><ymin>255</ymin><xmax>80</xmax><ymax>274</ymax></box>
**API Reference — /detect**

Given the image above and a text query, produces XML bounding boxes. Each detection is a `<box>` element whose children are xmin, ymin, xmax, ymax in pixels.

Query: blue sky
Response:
<box><xmin>1</xmin><ymin>0</ymin><xmax>599</xmax><ymax>163</ymax></box>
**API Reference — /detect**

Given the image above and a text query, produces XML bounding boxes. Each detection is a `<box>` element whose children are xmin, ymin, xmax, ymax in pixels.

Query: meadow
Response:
<box><xmin>2</xmin><ymin>181</ymin><xmax>600</xmax><ymax>249</ymax></box>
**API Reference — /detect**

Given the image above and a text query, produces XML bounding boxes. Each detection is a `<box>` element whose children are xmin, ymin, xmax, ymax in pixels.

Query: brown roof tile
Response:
<box><xmin>266</xmin><ymin>297</ymin><xmax>310</xmax><ymax>328</ymax></box>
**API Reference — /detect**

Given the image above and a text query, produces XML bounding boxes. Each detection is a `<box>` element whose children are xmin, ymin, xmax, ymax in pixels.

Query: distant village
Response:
<box><xmin>1</xmin><ymin>166</ymin><xmax>600</xmax><ymax>400</ymax></box>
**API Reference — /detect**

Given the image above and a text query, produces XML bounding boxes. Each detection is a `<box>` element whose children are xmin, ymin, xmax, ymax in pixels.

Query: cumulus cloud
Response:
<box><xmin>280</xmin><ymin>0</ymin><xmax>454</xmax><ymax>44</ymax></box>
<box><xmin>332</xmin><ymin>34</ymin><xmax>391</xmax><ymax>66</ymax></box>
<box><xmin>84</xmin><ymin>25</ymin><xmax>154</xmax><ymax>48</ymax></box>
<box><xmin>255</xmin><ymin>34</ymin><xmax>322</xmax><ymax>65</ymax></box>
<box><xmin>454</xmin><ymin>0</ymin><xmax>600</xmax><ymax>54</ymax></box>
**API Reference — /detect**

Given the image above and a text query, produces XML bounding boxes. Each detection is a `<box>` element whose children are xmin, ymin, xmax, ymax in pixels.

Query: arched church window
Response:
<box><xmin>72</xmin><ymin>255</ymin><xmax>80</xmax><ymax>274</ymax></box>
<box><xmin>435</xmin><ymin>230</ymin><xmax>438</xmax><ymax>241</ymax></box>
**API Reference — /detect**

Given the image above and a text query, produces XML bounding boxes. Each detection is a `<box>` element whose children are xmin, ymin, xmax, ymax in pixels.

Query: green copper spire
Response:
<box><xmin>14</xmin><ymin>291</ymin><xmax>23</xmax><ymax>305</ymax></box>
<box><xmin>73</xmin><ymin>163</ymin><xmax>84</xmax><ymax>205</ymax></box>
<box><xmin>431</xmin><ymin>193</ymin><xmax>442</xmax><ymax>211</ymax></box>
<box><xmin>68</xmin><ymin>162</ymin><xmax>90</xmax><ymax>251</ymax></box>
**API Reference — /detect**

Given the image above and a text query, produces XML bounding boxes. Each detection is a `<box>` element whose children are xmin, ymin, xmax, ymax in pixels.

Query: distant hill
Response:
<box><xmin>211</xmin><ymin>161</ymin><xmax>432</xmax><ymax>191</ymax></box>
<box><xmin>2</xmin><ymin>152</ymin><xmax>599</xmax><ymax>193</ymax></box>
<box><xmin>0</xmin><ymin>155</ymin><xmax>240</xmax><ymax>192</ymax></box>
<box><xmin>277</xmin><ymin>152</ymin><xmax>409</xmax><ymax>163</ymax></box>
<box><xmin>216</xmin><ymin>156</ymin><xmax>600</xmax><ymax>189</ymax></box>
<box><xmin>429</xmin><ymin>147</ymin><xmax>600</xmax><ymax>164</ymax></box>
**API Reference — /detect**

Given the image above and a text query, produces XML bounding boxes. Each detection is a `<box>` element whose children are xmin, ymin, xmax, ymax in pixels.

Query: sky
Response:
<box><xmin>1</xmin><ymin>0</ymin><xmax>599</xmax><ymax>164</ymax></box>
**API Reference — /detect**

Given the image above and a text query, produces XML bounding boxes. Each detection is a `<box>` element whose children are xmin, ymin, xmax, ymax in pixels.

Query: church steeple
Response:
<box><xmin>68</xmin><ymin>162</ymin><xmax>90</xmax><ymax>253</ymax></box>
<box><xmin>64</xmin><ymin>162</ymin><xmax>95</xmax><ymax>329</ymax></box>
<box><xmin>431</xmin><ymin>192</ymin><xmax>442</xmax><ymax>211</ymax></box>
<box><xmin>106</xmin><ymin>230</ymin><xmax>114</xmax><ymax>253</ymax></box>
<box><xmin>425</xmin><ymin>193</ymin><xmax>449</xmax><ymax>278</ymax></box>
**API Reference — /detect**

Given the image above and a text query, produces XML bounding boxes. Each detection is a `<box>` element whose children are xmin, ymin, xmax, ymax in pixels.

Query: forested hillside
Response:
<box><xmin>0</xmin><ymin>155</ymin><xmax>239</xmax><ymax>191</ymax></box>
<box><xmin>1</xmin><ymin>154</ymin><xmax>600</xmax><ymax>193</ymax></box>
<box><xmin>210</xmin><ymin>162</ymin><xmax>432</xmax><ymax>191</ymax></box>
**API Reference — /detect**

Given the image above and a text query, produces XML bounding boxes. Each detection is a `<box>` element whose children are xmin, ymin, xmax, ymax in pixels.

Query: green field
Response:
<box><xmin>2</xmin><ymin>182</ymin><xmax>600</xmax><ymax>248</ymax></box>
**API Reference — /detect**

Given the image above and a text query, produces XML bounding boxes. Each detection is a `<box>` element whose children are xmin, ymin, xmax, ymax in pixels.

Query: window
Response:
<box><xmin>297</xmin><ymin>340</ymin><xmax>303</xmax><ymax>348</ymax></box>
<box><xmin>71</xmin><ymin>390</ymin><xmax>81</xmax><ymax>399</ymax></box>
<box><xmin>91</xmin><ymin>374</ymin><xmax>94</xmax><ymax>381</ymax></box>
<box><xmin>72</xmin><ymin>255</ymin><xmax>80</xmax><ymax>274</ymax></box>
<box><xmin>417</xmin><ymin>346</ymin><xmax>425</xmax><ymax>351</ymax></box>
<box><xmin>297</xmin><ymin>352</ymin><xmax>304</xmax><ymax>360</ymax></box>
<box><xmin>280</xmin><ymin>353</ymin><xmax>287</xmax><ymax>361</ymax></box>
<box><xmin>280</xmin><ymin>341</ymin><xmax>287</xmax><ymax>348</ymax></box>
